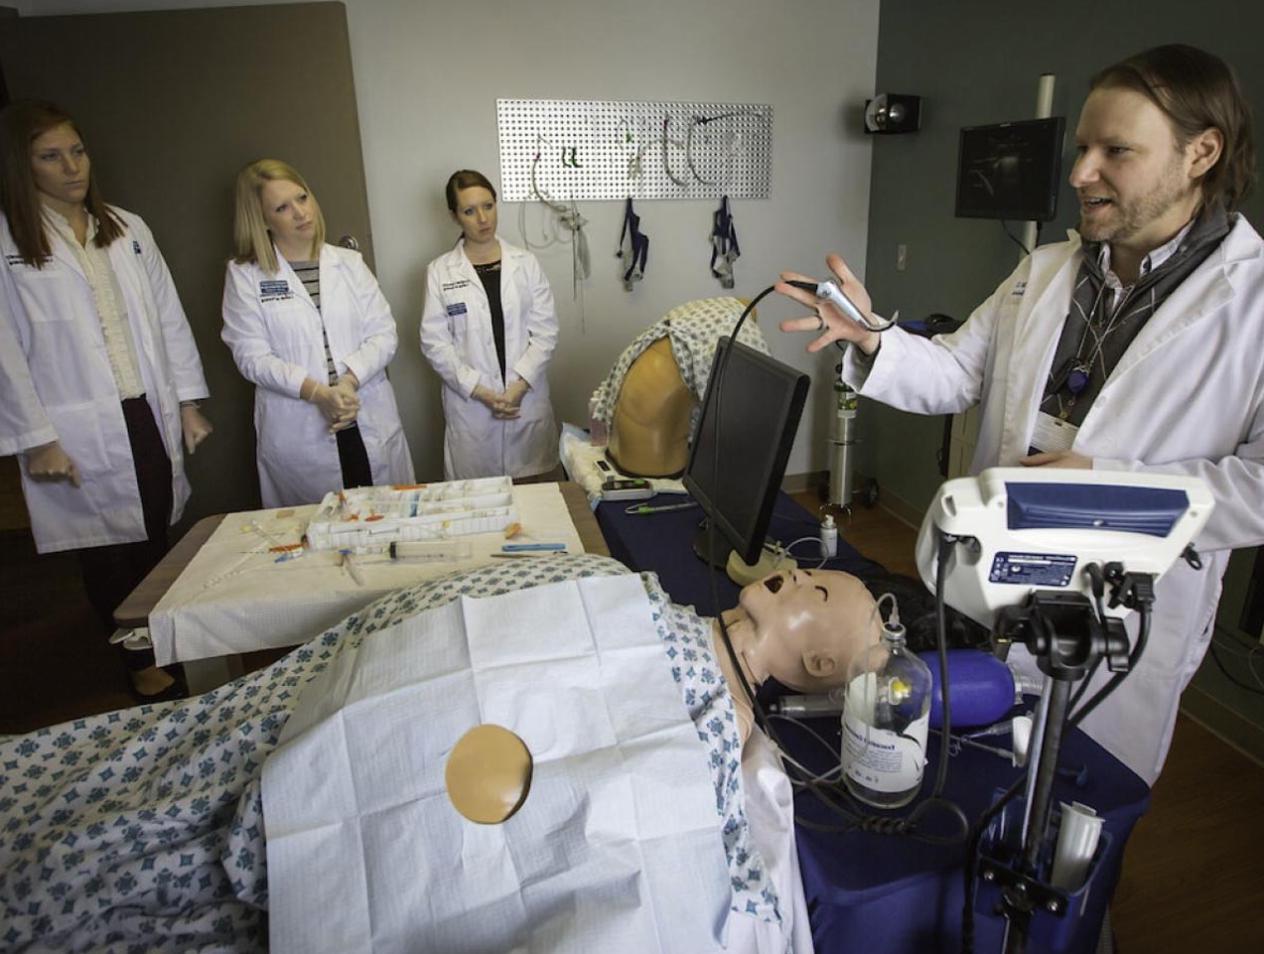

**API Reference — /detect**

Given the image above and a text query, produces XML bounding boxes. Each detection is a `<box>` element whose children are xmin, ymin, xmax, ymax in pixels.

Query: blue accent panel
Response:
<box><xmin>1006</xmin><ymin>483</ymin><xmax>1187</xmax><ymax>537</ymax></box>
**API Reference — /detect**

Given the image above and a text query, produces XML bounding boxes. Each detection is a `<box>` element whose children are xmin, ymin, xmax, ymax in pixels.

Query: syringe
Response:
<box><xmin>767</xmin><ymin>694</ymin><xmax>845</xmax><ymax>717</ymax></box>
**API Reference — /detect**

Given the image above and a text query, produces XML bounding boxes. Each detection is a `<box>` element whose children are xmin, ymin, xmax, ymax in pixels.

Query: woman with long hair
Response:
<box><xmin>0</xmin><ymin>100</ymin><xmax>213</xmax><ymax>701</ymax></box>
<box><xmin>222</xmin><ymin>159</ymin><xmax>413</xmax><ymax>506</ymax></box>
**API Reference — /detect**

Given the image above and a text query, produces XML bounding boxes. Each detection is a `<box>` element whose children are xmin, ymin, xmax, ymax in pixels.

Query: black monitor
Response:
<box><xmin>955</xmin><ymin>117</ymin><xmax>1065</xmax><ymax>222</ymax></box>
<box><xmin>683</xmin><ymin>337</ymin><xmax>810</xmax><ymax>568</ymax></box>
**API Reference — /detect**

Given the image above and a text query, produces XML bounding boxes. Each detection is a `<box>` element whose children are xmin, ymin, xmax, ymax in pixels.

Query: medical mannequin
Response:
<box><xmin>714</xmin><ymin>568</ymin><xmax>881</xmax><ymax>745</ymax></box>
<box><xmin>442</xmin><ymin>567</ymin><xmax>881</xmax><ymax>820</ymax></box>
<box><xmin>607</xmin><ymin>337</ymin><xmax>695</xmax><ymax>477</ymax></box>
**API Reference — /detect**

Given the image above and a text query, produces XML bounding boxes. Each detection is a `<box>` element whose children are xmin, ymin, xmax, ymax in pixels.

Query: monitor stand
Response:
<box><xmin>692</xmin><ymin>519</ymin><xmax>734</xmax><ymax>570</ymax></box>
<box><xmin>691</xmin><ymin>520</ymin><xmax>798</xmax><ymax>585</ymax></box>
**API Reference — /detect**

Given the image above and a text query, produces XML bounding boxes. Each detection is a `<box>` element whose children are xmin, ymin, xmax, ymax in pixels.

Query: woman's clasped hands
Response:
<box><xmin>308</xmin><ymin>374</ymin><xmax>361</xmax><ymax>433</ymax></box>
<box><xmin>473</xmin><ymin>379</ymin><xmax>529</xmax><ymax>420</ymax></box>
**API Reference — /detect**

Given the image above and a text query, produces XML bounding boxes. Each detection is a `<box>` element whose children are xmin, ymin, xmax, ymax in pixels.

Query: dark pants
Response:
<box><xmin>336</xmin><ymin>424</ymin><xmax>373</xmax><ymax>489</ymax></box>
<box><xmin>77</xmin><ymin>397</ymin><xmax>171</xmax><ymax>670</ymax></box>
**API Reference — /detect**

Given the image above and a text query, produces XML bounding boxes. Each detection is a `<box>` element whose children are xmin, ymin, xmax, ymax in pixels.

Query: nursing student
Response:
<box><xmin>421</xmin><ymin>170</ymin><xmax>560</xmax><ymax>480</ymax></box>
<box><xmin>222</xmin><ymin>160</ymin><xmax>414</xmax><ymax>508</ymax></box>
<box><xmin>0</xmin><ymin>101</ymin><xmax>213</xmax><ymax>701</ymax></box>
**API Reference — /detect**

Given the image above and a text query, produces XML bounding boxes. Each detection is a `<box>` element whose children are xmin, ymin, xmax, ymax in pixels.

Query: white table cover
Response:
<box><xmin>149</xmin><ymin>483</ymin><xmax>584</xmax><ymax>665</ymax></box>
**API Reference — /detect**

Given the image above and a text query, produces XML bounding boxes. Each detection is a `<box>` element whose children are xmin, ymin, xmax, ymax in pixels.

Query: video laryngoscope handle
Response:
<box><xmin>786</xmin><ymin>278</ymin><xmax>868</xmax><ymax>326</ymax></box>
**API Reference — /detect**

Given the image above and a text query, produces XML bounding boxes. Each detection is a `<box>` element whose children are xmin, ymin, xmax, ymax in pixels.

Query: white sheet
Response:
<box><xmin>262</xmin><ymin>575</ymin><xmax>732</xmax><ymax>954</ymax></box>
<box><xmin>738</xmin><ymin>731</ymin><xmax>817</xmax><ymax>954</ymax></box>
<box><xmin>149</xmin><ymin>483</ymin><xmax>584</xmax><ymax>665</ymax></box>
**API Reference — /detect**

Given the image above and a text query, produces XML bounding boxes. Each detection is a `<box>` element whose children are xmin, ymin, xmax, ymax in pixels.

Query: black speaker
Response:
<box><xmin>864</xmin><ymin>94</ymin><xmax>921</xmax><ymax>134</ymax></box>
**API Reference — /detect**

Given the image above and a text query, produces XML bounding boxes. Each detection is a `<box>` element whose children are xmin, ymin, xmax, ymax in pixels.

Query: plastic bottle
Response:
<box><xmin>819</xmin><ymin>513</ymin><xmax>838</xmax><ymax>558</ymax></box>
<box><xmin>840</xmin><ymin>609</ymin><xmax>933</xmax><ymax>808</ymax></box>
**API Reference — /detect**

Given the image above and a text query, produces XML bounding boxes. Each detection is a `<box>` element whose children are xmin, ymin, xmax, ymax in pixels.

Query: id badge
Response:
<box><xmin>1031</xmin><ymin>412</ymin><xmax>1078</xmax><ymax>454</ymax></box>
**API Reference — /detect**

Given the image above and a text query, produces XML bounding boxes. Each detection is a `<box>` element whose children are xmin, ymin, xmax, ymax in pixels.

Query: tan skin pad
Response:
<box><xmin>608</xmin><ymin>338</ymin><xmax>695</xmax><ymax>478</ymax></box>
<box><xmin>445</xmin><ymin>724</ymin><xmax>533</xmax><ymax>824</ymax></box>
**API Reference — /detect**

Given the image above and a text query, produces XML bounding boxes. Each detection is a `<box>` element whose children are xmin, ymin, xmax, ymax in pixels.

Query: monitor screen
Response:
<box><xmin>683</xmin><ymin>338</ymin><xmax>810</xmax><ymax>567</ymax></box>
<box><xmin>955</xmin><ymin>117</ymin><xmax>1065</xmax><ymax>222</ymax></box>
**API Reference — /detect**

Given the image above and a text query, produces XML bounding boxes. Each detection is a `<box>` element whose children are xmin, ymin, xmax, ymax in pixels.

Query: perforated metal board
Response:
<box><xmin>497</xmin><ymin>99</ymin><xmax>772</xmax><ymax>202</ymax></box>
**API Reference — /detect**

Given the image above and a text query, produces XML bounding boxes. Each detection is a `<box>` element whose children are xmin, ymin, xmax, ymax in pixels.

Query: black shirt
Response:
<box><xmin>474</xmin><ymin>260</ymin><xmax>506</xmax><ymax>382</ymax></box>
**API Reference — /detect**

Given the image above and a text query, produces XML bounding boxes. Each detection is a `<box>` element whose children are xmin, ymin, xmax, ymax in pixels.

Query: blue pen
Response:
<box><xmin>502</xmin><ymin>542</ymin><xmax>567</xmax><ymax>552</ymax></box>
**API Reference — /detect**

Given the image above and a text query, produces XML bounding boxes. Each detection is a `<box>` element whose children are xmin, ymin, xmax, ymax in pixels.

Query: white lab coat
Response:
<box><xmin>0</xmin><ymin>207</ymin><xmax>208</xmax><ymax>554</ymax></box>
<box><xmin>421</xmin><ymin>238</ymin><xmax>559</xmax><ymax>479</ymax></box>
<box><xmin>846</xmin><ymin>217</ymin><xmax>1264</xmax><ymax>784</ymax></box>
<box><xmin>221</xmin><ymin>244</ymin><xmax>414</xmax><ymax>508</ymax></box>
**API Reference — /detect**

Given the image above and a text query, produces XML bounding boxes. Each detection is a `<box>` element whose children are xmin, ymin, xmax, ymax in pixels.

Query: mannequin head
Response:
<box><xmin>608</xmin><ymin>338</ymin><xmax>696</xmax><ymax>477</ymax></box>
<box><xmin>725</xmin><ymin>568</ymin><xmax>881</xmax><ymax>693</ymax></box>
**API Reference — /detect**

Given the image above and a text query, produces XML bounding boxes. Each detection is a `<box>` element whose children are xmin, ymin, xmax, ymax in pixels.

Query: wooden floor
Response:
<box><xmin>3</xmin><ymin>496</ymin><xmax>1262</xmax><ymax>949</ymax></box>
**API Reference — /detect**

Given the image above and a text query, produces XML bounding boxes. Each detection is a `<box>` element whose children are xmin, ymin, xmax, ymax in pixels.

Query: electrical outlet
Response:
<box><xmin>896</xmin><ymin>243</ymin><xmax>908</xmax><ymax>271</ymax></box>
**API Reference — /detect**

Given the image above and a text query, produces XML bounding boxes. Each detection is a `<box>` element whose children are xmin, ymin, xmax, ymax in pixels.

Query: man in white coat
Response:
<box><xmin>779</xmin><ymin>44</ymin><xmax>1264</xmax><ymax>786</ymax></box>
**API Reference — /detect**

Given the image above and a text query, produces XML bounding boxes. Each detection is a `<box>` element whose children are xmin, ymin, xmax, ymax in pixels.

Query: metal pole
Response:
<box><xmin>1020</xmin><ymin>73</ymin><xmax>1056</xmax><ymax>258</ymax></box>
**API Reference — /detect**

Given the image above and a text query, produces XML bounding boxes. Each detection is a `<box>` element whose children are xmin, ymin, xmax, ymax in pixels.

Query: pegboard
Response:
<box><xmin>497</xmin><ymin>99</ymin><xmax>772</xmax><ymax>202</ymax></box>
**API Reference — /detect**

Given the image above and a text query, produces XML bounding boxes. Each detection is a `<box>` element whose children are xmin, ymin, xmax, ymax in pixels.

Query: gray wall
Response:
<box><xmin>863</xmin><ymin>0</ymin><xmax>1264</xmax><ymax>514</ymax></box>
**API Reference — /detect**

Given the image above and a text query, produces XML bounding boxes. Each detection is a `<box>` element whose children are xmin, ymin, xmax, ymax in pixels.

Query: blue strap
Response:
<box><xmin>618</xmin><ymin>197</ymin><xmax>650</xmax><ymax>287</ymax></box>
<box><xmin>710</xmin><ymin>196</ymin><xmax>740</xmax><ymax>285</ymax></box>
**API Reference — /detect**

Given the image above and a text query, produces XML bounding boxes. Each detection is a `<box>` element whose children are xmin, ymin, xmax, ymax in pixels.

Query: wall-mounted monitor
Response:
<box><xmin>955</xmin><ymin>117</ymin><xmax>1065</xmax><ymax>222</ymax></box>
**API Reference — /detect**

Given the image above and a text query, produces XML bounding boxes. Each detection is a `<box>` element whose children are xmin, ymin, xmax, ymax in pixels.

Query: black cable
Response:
<box><xmin>961</xmin><ymin>774</ymin><xmax>1026</xmax><ymax>954</ymax></box>
<box><xmin>1208</xmin><ymin>638</ymin><xmax>1264</xmax><ymax>696</ymax></box>
<box><xmin>1068</xmin><ymin>565</ymin><xmax>1108</xmax><ymax>711</ymax></box>
<box><xmin>1069</xmin><ymin>604</ymin><xmax>1150</xmax><ymax>728</ymax></box>
<box><xmin>1000</xmin><ymin>219</ymin><xmax>1031</xmax><ymax>256</ymax></box>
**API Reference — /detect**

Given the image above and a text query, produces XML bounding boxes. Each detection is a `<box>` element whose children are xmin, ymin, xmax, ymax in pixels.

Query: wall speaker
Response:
<box><xmin>864</xmin><ymin>94</ymin><xmax>921</xmax><ymax>134</ymax></box>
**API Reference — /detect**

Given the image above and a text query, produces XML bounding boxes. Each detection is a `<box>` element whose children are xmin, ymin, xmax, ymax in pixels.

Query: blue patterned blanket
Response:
<box><xmin>0</xmin><ymin>555</ymin><xmax>777</xmax><ymax>952</ymax></box>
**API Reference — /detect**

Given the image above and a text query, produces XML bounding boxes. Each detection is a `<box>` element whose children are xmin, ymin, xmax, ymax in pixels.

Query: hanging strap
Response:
<box><xmin>710</xmin><ymin>196</ymin><xmax>740</xmax><ymax>289</ymax></box>
<box><xmin>617</xmin><ymin>197</ymin><xmax>649</xmax><ymax>291</ymax></box>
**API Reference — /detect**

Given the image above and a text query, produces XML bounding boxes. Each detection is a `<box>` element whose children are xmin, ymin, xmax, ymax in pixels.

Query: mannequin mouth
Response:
<box><xmin>764</xmin><ymin>574</ymin><xmax>784</xmax><ymax>594</ymax></box>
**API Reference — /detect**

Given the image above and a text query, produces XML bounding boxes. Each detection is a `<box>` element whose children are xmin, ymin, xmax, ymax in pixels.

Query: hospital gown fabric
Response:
<box><xmin>0</xmin><ymin>554</ymin><xmax>779</xmax><ymax>952</ymax></box>
<box><xmin>586</xmin><ymin>296</ymin><xmax>771</xmax><ymax>428</ymax></box>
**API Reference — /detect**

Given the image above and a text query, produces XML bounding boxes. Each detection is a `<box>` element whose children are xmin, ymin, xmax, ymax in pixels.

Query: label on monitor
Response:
<box><xmin>988</xmin><ymin>551</ymin><xmax>1077</xmax><ymax>586</ymax></box>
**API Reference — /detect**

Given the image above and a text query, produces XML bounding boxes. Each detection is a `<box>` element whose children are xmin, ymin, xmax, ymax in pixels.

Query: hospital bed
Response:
<box><xmin>0</xmin><ymin>554</ymin><xmax>811</xmax><ymax>953</ymax></box>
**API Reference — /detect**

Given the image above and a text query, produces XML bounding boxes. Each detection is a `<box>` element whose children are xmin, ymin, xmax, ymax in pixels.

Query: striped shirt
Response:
<box><xmin>291</xmin><ymin>260</ymin><xmax>338</xmax><ymax>386</ymax></box>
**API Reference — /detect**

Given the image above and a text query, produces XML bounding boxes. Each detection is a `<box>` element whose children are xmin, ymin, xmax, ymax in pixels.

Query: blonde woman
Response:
<box><xmin>222</xmin><ymin>159</ymin><xmax>413</xmax><ymax>507</ymax></box>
